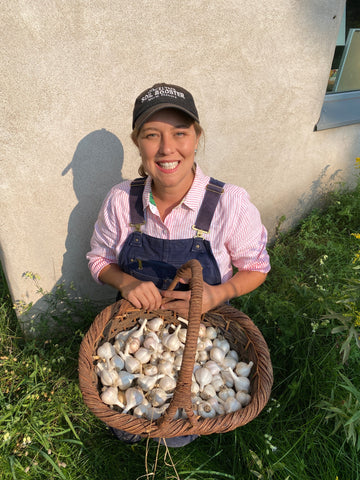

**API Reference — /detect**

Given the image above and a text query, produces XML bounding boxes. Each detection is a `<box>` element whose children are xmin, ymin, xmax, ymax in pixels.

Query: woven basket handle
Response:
<box><xmin>157</xmin><ymin>259</ymin><xmax>204</xmax><ymax>428</ymax></box>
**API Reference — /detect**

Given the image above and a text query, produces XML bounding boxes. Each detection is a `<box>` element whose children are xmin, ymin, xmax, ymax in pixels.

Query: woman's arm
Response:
<box><xmin>99</xmin><ymin>264</ymin><xmax>163</xmax><ymax>310</ymax></box>
<box><xmin>160</xmin><ymin>270</ymin><xmax>267</xmax><ymax>318</ymax></box>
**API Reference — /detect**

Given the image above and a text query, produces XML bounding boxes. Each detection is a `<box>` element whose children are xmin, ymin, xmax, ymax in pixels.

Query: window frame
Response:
<box><xmin>315</xmin><ymin>90</ymin><xmax>360</xmax><ymax>131</ymax></box>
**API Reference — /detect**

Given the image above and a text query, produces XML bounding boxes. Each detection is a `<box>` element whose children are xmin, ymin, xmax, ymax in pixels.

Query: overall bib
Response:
<box><xmin>112</xmin><ymin>176</ymin><xmax>225</xmax><ymax>447</ymax></box>
<box><xmin>117</xmin><ymin>176</ymin><xmax>225</xmax><ymax>290</ymax></box>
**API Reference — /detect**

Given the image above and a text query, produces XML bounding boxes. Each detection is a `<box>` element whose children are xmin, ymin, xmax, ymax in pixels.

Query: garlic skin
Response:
<box><xmin>101</xmin><ymin>387</ymin><xmax>125</xmax><ymax>409</ymax></box>
<box><xmin>222</xmin><ymin>356</ymin><xmax>237</xmax><ymax>370</ymax></box>
<box><xmin>200</xmin><ymin>383</ymin><xmax>217</xmax><ymax>400</ymax></box>
<box><xmin>198</xmin><ymin>401</ymin><xmax>216</xmax><ymax>418</ymax></box>
<box><xmin>159</xmin><ymin>375</ymin><xmax>177</xmax><ymax>393</ymax></box>
<box><xmin>116</xmin><ymin>371</ymin><xmax>137</xmax><ymax>390</ymax></box>
<box><xmin>97</xmin><ymin>342</ymin><xmax>116</xmax><ymax>369</ymax></box>
<box><xmin>143</xmin><ymin>364</ymin><xmax>158</xmax><ymax>376</ymax></box>
<box><xmin>146</xmin><ymin>317</ymin><xmax>164</xmax><ymax>332</ymax></box>
<box><xmin>210</xmin><ymin>347</ymin><xmax>226</xmax><ymax>364</ymax></box>
<box><xmin>235</xmin><ymin>361</ymin><xmax>254</xmax><ymax>378</ymax></box>
<box><xmin>122</xmin><ymin>387</ymin><xmax>145</xmax><ymax>414</ymax></box>
<box><xmin>206</xmin><ymin>326</ymin><xmax>217</xmax><ymax>340</ymax></box>
<box><xmin>137</xmin><ymin>373</ymin><xmax>164</xmax><ymax>392</ymax></box>
<box><xmin>110</xmin><ymin>355</ymin><xmax>125</xmax><ymax>372</ymax></box>
<box><xmin>162</xmin><ymin>324</ymin><xmax>183</xmax><ymax>351</ymax></box>
<box><xmin>148</xmin><ymin>388</ymin><xmax>172</xmax><ymax>407</ymax></box>
<box><xmin>218</xmin><ymin>386</ymin><xmax>236</xmax><ymax>402</ymax></box>
<box><xmin>100</xmin><ymin>368</ymin><xmax>119</xmax><ymax>387</ymax></box>
<box><xmin>236</xmin><ymin>391</ymin><xmax>252</xmax><ymax>407</ymax></box>
<box><xmin>223</xmin><ymin>396</ymin><xmax>241</xmax><ymax>413</ymax></box>
<box><xmin>227</xmin><ymin>368</ymin><xmax>251</xmax><ymax>393</ymax></box>
<box><xmin>134</xmin><ymin>347</ymin><xmax>152</xmax><ymax>364</ymax></box>
<box><xmin>213</xmin><ymin>338</ymin><xmax>230</xmax><ymax>355</ymax></box>
<box><xmin>194</xmin><ymin>367</ymin><xmax>212</xmax><ymax>391</ymax></box>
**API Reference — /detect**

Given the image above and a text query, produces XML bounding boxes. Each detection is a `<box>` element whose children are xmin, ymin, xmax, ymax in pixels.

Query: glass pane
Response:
<box><xmin>327</xmin><ymin>1</ymin><xmax>360</xmax><ymax>93</ymax></box>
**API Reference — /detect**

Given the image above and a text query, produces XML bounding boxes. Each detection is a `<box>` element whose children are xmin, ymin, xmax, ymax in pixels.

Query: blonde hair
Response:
<box><xmin>131</xmin><ymin>120</ymin><xmax>203</xmax><ymax>178</ymax></box>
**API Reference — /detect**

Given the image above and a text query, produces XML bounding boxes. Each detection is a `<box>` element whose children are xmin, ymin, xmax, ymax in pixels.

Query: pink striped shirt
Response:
<box><xmin>87</xmin><ymin>165</ymin><xmax>270</xmax><ymax>283</ymax></box>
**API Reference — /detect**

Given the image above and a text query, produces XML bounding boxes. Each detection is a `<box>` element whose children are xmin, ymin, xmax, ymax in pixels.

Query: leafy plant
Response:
<box><xmin>319</xmin><ymin>373</ymin><xmax>360</xmax><ymax>451</ymax></box>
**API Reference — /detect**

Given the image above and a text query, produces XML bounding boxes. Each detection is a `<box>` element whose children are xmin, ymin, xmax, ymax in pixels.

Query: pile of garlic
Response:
<box><xmin>94</xmin><ymin>317</ymin><xmax>253</xmax><ymax>420</ymax></box>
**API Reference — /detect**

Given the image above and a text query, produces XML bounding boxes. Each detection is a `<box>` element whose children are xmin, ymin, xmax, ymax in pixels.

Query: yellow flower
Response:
<box><xmin>356</xmin><ymin>157</ymin><xmax>360</xmax><ymax>168</ymax></box>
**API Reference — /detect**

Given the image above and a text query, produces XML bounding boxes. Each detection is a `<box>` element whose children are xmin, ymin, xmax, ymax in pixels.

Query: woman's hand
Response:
<box><xmin>160</xmin><ymin>270</ymin><xmax>268</xmax><ymax>317</ymax></box>
<box><xmin>98</xmin><ymin>263</ymin><xmax>162</xmax><ymax>310</ymax></box>
<box><xmin>160</xmin><ymin>281</ymin><xmax>220</xmax><ymax>318</ymax></box>
<box><xmin>121</xmin><ymin>278</ymin><xmax>163</xmax><ymax>310</ymax></box>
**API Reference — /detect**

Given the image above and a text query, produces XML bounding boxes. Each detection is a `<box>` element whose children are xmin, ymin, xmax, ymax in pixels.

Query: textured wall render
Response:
<box><xmin>1</xmin><ymin>0</ymin><xmax>359</xmax><ymax>326</ymax></box>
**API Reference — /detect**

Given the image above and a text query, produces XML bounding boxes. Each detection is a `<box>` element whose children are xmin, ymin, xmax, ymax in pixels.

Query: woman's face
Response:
<box><xmin>135</xmin><ymin>108</ymin><xmax>200</xmax><ymax>194</ymax></box>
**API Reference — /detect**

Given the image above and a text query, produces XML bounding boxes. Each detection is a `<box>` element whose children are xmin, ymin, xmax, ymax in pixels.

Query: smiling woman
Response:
<box><xmin>86</xmin><ymin>83</ymin><xmax>270</xmax><ymax>446</ymax></box>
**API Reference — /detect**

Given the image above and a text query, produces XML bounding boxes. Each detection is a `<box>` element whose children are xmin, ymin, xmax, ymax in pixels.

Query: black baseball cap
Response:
<box><xmin>132</xmin><ymin>83</ymin><xmax>200</xmax><ymax>129</ymax></box>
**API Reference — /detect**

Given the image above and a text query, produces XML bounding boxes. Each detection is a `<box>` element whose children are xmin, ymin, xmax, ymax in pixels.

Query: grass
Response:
<box><xmin>0</xmin><ymin>174</ymin><xmax>359</xmax><ymax>479</ymax></box>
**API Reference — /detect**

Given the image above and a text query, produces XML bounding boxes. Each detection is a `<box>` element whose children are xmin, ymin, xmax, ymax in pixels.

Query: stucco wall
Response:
<box><xmin>1</xmin><ymin>0</ymin><xmax>359</xmax><ymax>325</ymax></box>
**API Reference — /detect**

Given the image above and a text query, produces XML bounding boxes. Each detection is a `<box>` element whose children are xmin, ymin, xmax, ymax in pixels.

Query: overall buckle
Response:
<box><xmin>192</xmin><ymin>225</ymin><xmax>209</xmax><ymax>238</ymax></box>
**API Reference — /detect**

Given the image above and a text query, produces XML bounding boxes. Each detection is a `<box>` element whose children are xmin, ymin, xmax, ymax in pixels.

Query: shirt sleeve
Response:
<box><xmin>86</xmin><ymin>183</ymin><xmax>130</xmax><ymax>283</ymax></box>
<box><xmin>225</xmin><ymin>187</ymin><xmax>270</xmax><ymax>274</ymax></box>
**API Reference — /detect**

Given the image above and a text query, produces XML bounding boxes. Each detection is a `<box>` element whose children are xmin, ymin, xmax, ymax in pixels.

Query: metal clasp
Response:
<box><xmin>192</xmin><ymin>225</ymin><xmax>209</xmax><ymax>238</ymax></box>
<box><xmin>129</xmin><ymin>222</ymin><xmax>145</xmax><ymax>232</ymax></box>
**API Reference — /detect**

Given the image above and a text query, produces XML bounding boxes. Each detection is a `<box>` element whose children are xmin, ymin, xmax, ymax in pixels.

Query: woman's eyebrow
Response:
<box><xmin>142</xmin><ymin>124</ymin><xmax>191</xmax><ymax>132</ymax></box>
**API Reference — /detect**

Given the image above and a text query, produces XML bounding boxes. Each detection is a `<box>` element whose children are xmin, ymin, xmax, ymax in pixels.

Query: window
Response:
<box><xmin>316</xmin><ymin>1</ymin><xmax>360</xmax><ymax>130</ymax></box>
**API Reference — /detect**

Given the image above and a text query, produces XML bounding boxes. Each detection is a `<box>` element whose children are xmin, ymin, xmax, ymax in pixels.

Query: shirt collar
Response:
<box><xmin>141</xmin><ymin>164</ymin><xmax>210</xmax><ymax>212</ymax></box>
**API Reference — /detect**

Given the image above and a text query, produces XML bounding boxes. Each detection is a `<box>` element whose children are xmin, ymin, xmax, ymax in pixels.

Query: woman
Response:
<box><xmin>87</xmin><ymin>83</ymin><xmax>270</xmax><ymax>446</ymax></box>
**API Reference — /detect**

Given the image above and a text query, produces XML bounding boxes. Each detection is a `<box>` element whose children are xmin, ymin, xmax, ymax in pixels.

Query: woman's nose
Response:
<box><xmin>159</xmin><ymin>134</ymin><xmax>175</xmax><ymax>155</ymax></box>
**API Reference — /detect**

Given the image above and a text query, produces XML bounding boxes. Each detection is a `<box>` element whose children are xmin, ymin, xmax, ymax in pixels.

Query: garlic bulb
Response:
<box><xmin>162</xmin><ymin>324</ymin><xmax>183</xmax><ymax>351</ymax></box>
<box><xmin>97</xmin><ymin>342</ymin><xmax>115</xmax><ymax>369</ymax></box>
<box><xmin>236</xmin><ymin>391</ymin><xmax>252</xmax><ymax>407</ymax></box>
<box><xmin>227</xmin><ymin>368</ymin><xmax>251</xmax><ymax>393</ymax></box>
<box><xmin>146</xmin><ymin>317</ymin><xmax>163</xmax><ymax>332</ymax></box>
<box><xmin>143</xmin><ymin>364</ymin><xmax>158</xmax><ymax>376</ymax></box>
<box><xmin>206</xmin><ymin>326</ymin><xmax>217</xmax><ymax>340</ymax></box>
<box><xmin>213</xmin><ymin>338</ymin><xmax>230</xmax><ymax>355</ymax></box>
<box><xmin>148</xmin><ymin>388</ymin><xmax>172</xmax><ymax>407</ymax></box>
<box><xmin>137</xmin><ymin>373</ymin><xmax>164</xmax><ymax>392</ymax></box>
<box><xmin>200</xmin><ymin>383</ymin><xmax>216</xmax><ymax>400</ymax></box>
<box><xmin>218</xmin><ymin>386</ymin><xmax>236</xmax><ymax>402</ymax></box>
<box><xmin>116</xmin><ymin>371</ymin><xmax>137</xmax><ymax>390</ymax></box>
<box><xmin>134</xmin><ymin>347</ymin><xmax>152</xmax><ymax>364</ymax></box>
<box><xmin>210</xmin><ymin>347</ymin><xmax>226</xmax><ymax>364</ymax></box>
<box><xmin>198</xmin><ymin>401</ymin><xmax>216</xmax><ymax>418</ymax></box>
<box><xmin>110</xmin><ymin>354</ymin><xmax>125</xmax><ymax>372</ymax></box>
<box><xmin>208</xmin><ymin>396</ymin><xmax>225</xmax><ymax>415</ymax></box>
<box><xmin>235</xmin><ymin>361</ymin><xmax>254</xmax><ymax>377</ymax></box>
<box><xmin>100</xmin><ymin>368</ymin><xmax>119</xmax><ymax>387</ymax></box>
<box><xmin>119</xmin><ymin>351</ymin><xmax>141</xmax><ymax>374</ymax></box>
<box><xmin>222</xmin><ymin>355</ymin><xmax>237</xmax><ymax>370</ymax></box>
<box><xmin>101</xmin><ymin>387</ymin><xmax>125</xmax><ymax>409</ymax></box>
<box><xmin>159</xmin><ymin>375</ymin><xmax>177</xmax><ymax>392</ymax></box>
<box><xmin>194</xmin><ymin>367</ymin><xmax>212</xmax><ymax>391</ymax></box>
<box><xmin>122</xmin><ymin>387</ymin><xmax>145</xmax><ymax>414</ymax></box>
<box><xmin>223</xmin><ymin>396</ymin><xmax>241</xmax><ymax>413</ymax></box>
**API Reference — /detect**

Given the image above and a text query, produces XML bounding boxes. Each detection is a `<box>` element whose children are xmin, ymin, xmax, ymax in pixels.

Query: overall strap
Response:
<box><xmin>192</xmin><ymin>177</ymin><xmax>225</xmax><ymax>237</ymax></box>
<box><xmin>129</xmin><ymin>177</ymin><xmax>147</xmax><ymax>230</ymax></box>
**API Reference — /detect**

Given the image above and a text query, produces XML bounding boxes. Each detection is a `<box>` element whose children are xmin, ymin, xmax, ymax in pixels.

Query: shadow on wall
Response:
<box><xmin>21</xmin><ymin>129</ymin><xmax>124</xmax><ymax>331</ymax></box>
<box><xmin>274</xmin><ymin>165</ymin><xmax>344</xmax><ymax>238</ymax></box>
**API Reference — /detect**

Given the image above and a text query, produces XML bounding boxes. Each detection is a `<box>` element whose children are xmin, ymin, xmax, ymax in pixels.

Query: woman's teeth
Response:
<box><xmin>158</xmin><ymin>162</ymin><xmax>178</xmax><ymax>170</ymax></box>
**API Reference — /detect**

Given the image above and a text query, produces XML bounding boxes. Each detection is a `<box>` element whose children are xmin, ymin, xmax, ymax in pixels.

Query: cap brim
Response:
<box><xmin>133</xmin><ymin>103</ymin><xmax>199</xmax><ymax>129</ymax></box>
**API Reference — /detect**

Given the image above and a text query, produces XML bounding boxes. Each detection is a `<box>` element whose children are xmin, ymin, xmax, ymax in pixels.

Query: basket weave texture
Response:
<box><xmin>78</xmin><ymin>260</ymin><xmax>273</xmax><ymax>438</ymax></box>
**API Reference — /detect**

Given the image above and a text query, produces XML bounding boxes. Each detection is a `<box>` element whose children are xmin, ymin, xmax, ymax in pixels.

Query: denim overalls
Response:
<box><xmin>117</xmin><ymin>176</ymin><xmax>225</xmax><ymax>290</ymax></box>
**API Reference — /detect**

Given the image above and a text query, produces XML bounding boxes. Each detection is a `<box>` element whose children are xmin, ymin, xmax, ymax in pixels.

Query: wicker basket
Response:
<box><xmin>78</xmin><ymin>259</ymin><xmax>273</xmax><ymax>438</ymax></box>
